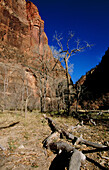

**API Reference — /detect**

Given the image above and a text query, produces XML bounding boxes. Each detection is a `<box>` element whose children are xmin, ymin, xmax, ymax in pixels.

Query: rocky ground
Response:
<box><xmin>0</xmin><ymin>111</ymin><xmax>109</xmax><ymax>170</ymax></box>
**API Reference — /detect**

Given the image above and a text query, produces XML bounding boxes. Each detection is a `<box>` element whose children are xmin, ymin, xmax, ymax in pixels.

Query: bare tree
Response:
<box><xmin>53</xmin><ymin>31</ymin><xmax>93</xmax><ymax>115</ymax></box>
<box><xmin>32</xmin><ymin>44</ymin><xmax>65</xmax><ymax>113</ymax></box>
<box><xmin>0</xmin><ymin>63</ymin><xmax>34</xmax><ymax>114</ymax></box>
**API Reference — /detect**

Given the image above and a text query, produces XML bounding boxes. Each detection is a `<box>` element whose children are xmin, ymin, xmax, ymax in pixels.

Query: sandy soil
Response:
<box><xmin>0</xmin><ymin>111</ymin><xmax>108</xmax><ymax>169</ymax></box>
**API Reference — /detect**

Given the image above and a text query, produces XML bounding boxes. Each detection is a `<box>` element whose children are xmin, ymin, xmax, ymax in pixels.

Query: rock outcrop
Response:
<box><xmin>0</xmin><ymin>0</ymin><xmax>49</xmax><ymax>61</ymax></box>
<box><xmin>0</xmin><ymin>0</ymin><xmax>66</xmax><ymax>111</ymax></box>
<box><xmin>75</xmin><ymin>48</ymin><xmax>109</xmax><ymax>110</ymax></box>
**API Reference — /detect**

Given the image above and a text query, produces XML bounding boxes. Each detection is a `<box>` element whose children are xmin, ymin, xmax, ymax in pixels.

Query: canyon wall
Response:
<box><xmin>75</xmin><ymin>48</ymin><xmax>109</xmax><ymax>110</ymax></box>
<box><xmin>0</xmin><ymin>0</ymin><xmax>66</xmax><ymax>111</ymax></box>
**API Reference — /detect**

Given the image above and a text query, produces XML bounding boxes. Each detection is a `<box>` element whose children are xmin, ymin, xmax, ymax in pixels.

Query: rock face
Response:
<box><xmin>0</xmin><ymin>0</ymin><xmax>49</xmax><ymax>59</ymax></box>
<box><xmin>0</xmin><ymin>0</ymin><xmax>66</xmax><ymax>111</ymax></box>
<box><xmin>75</xmin><ymin>48</ymin><xmax>109</xmax><ymax>110</ymax></box>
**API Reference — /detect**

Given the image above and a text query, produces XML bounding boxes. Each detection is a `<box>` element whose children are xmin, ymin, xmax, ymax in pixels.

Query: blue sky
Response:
<box><xmin>30</xmin><ymin>0</ymin><xmax>109</xmax><ymax>83</ymax></box>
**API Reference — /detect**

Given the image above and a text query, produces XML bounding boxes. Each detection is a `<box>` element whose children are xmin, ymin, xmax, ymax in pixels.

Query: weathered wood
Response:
<box><xmin>44</xmin><ymin>115</ymin><xmax>107</xmax><ymax>149</ymax></box>
<box><xmin>101</xmin><ymin>156</ymin><xmax>109</xmax><ymax>160</ymax></box>
<box><xmin>43</xmin><ymin>114</ymin><xmax>61</xmax><ymax>133</ymax></box>
<box><xmin>69</xmin><ymin>149</ymin><xmax>86</xmax><ymax>170</ymax></box>
<box><xmin>0</xmin><ymin>121</ymin><xmax>20</xmax><ymax>130</ymax></box>
<box><xmin>81</xmin><ymin>139</ymin><xmax>107</xmax><ymax>149</ymax></box>
<box><xmin>45</xmin><ymin>141</ymin><xmax>86</xmax><ymax>170</ymax></box>
<box><xmin>82</xmin><ymin>146</ymin><xmax>109</xmax><ymax>154</ymax></box>
<box><xmin>48</xmin><ymin>141</ymin><xmax>74</xmax><ymax>153</ymax></box>
<box><xmin>42</xmin><ymin>132</ymin><xmax>60</xmax><ymax>149</ymax></box>
<box><xmin>43</xmin><ymin>115</ymin><xmax>108</xmax><ymax>169</ymax></box>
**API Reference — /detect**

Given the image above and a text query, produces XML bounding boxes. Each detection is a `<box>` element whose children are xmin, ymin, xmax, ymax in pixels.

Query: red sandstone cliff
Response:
<box><xmin>0</xmin><ymin>0</ymin><xmax>49</xmax><ymax>58</ymax></box>
<box><xmin>0</xmin><ymin>0</ymin><xmax>66</xmax><ymax>111</ymax></box>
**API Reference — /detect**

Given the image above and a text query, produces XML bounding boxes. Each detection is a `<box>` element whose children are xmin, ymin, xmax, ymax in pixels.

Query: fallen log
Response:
<box><xmin>43</xmin><ymin>114</ymin><xmax>61</xmax><ymax>133</ymax></box>
<box><xmin>43</xmin><ymin>115</ymin><xmax>107</xmax><ymax>149</ymax></box>
<box><xmin>61</xmin><ymin>127</ymin><xmax>106</xmax><ymax>148</ymax></box>
<box><xmin>43</xmin><ymin>114</ymin><xmax>108</xmax><ymax>169</ymax></box>
<box><xmin>43</xmin><ymin>140</ymin><xmax>86</xmax><ymax>170</ymax></box>
<box><xmin>42</xmin><ymin>132</ymin><xmax>60</xmax><ymax>149</ymax></box>
<box><xmin>69</xmin><ymin>149</ymin><xmax>86</xmax><ymax>170</ymax></box>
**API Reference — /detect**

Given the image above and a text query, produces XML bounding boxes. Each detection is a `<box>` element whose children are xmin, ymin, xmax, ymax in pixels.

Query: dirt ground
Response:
<box><xmin>0</xmin><ymin>111</ymin><xmax>109</xmax><ymax>170</ymax></box>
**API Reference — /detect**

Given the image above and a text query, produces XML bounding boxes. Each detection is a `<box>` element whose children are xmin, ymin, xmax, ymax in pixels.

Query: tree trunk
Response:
<box><xmin>65</xmin><ymin>56</ymin><xmax>71</xmax><ymax>115</ymax></box>
<box><xmin>25</xmin><ymin>98</ymin><xmax>28</xmax><ymax>118</ymax></box>
<box><xmin>43</xmin><ymin>74</ymin><xmax>47</xmax><ymax>112</ymax></box>
<box><xmin>76</xmin><ymin>94</ymin><xmax>79</xmax><ymax>113</ymax></box>
<box><xmin>40</xmin><ymin>95</ymin><xmax>43</xmax><ymax>113</ymax></box>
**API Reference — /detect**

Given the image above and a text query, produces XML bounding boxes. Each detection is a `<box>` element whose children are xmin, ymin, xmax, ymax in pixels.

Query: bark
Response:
<box><xmin>64</xmin><ymin>56</ymin><xmax>70</xmax><ymax>115</ymax></box>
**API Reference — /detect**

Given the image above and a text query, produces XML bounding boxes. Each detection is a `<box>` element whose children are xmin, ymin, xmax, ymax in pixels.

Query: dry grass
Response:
<box><xmin>0</xmin><ymin>111</ymin><xmax>108</xmax><ymax>169</ymax></box>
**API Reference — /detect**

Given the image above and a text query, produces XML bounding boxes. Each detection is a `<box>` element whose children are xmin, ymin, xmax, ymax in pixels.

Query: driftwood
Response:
<box><xmin>43</xmin><ymin>114</ymin><xmax>108</xmax><ymax>170</ymax></box>
<box><xmin>69</xmin><ymin>149</ymin><xmax>86</xmax><ymax>170</ymax></box>
<box><xmin>47</xmin><ymin>141</ymin><xmax>86</xmax><ymax>170</ymax></box>
<box><xmin>0</xmin><ymin>121</ymin><xmax>20</xmax><ymax>130</ymax></box>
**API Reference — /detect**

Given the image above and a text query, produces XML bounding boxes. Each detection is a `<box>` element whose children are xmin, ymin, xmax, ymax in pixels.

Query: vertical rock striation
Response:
<box><xmin>0</xmin><ymin>0</ymin><xmax>66</xmax><ymax>111</ymax></box>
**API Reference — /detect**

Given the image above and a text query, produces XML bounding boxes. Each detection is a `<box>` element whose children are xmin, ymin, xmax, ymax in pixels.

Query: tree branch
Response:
<box><xmin>86</xmin><ymin>156</ymin><xmax>108</xmax><ymax>170</ymax></box>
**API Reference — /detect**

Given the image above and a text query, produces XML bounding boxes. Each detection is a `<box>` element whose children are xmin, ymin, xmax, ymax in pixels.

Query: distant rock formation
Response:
<box><xmin>75</xmin><ymin>48</ymin><xmax>109</xmax><ymax>110</ymax></box>
<box><xmin>0</xmin><ymin>0</ymin><xmax>66</xmax><ymax>111</ymax></box>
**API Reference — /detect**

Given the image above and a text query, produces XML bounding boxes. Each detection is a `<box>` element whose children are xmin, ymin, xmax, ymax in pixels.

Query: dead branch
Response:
<box><xmin>61</xmin><ymin>128</ymin><xmax>106</xmax><ymax>148</ymax></box>
<box><xmin>43</xmin><ymin>115</ymin><xmax>108</xmax><ymax>169</ymax></box>
<box><xmin>69</xmin><ymin>149</ymin><xmax>86</xmax><ymax>170</ymax></box>
<box><xmin>82</xmin><ymin>146</ymin><xmax>109</xmax><ymax>154</ymax></box>
<box><xmin>0</xmin><ymin>121</ymin><xmax>20</xmax><ymax>130</ymax></box>
<box><xmin>42</xmin><ymin>132</ymin><xmax>60</xmax><ymax>149</ymax></box>
<box><xmin>43</xmin><ymin>114</ymin><xmax>61</xmax><ymax>133</ymax></box>
<box><xmin>44</xmin><ymin>140</ymin><xmax>86</xmax><ymax>170</ymax></box>
<box><xmin>86</xmin><ymin>156</ymin><xmax>108</xmax><ymax>170</ymax></box>
<box><xmin>89</xmin><ymin>119</ymin><xmax>96</xmax><ymax>126</ymax></box>
<box><xmin>43</xmin><ymin>115</ymin><xmax>106</xmax><ymax>149</ymax></box>
<box><xmin>48</xmin><ymin>141</ymin><xmax>74</xmax><ymax>153</ymax></box>
<box><xmin>101</xmin><ymin>156</ymin><xmax>109</xmax><ymax>160</ymax></box>
<box><xmin>81</xmin><ymin>139</ymin><xmax>107</xmax><ymax>149</ymax></box>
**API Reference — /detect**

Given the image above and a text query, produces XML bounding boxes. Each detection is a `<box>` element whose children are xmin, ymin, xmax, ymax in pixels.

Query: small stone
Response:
<box><xmin>18</xmin><ymin>145</ymin><xmax>24</xmax><ymax>149</ymax></box>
